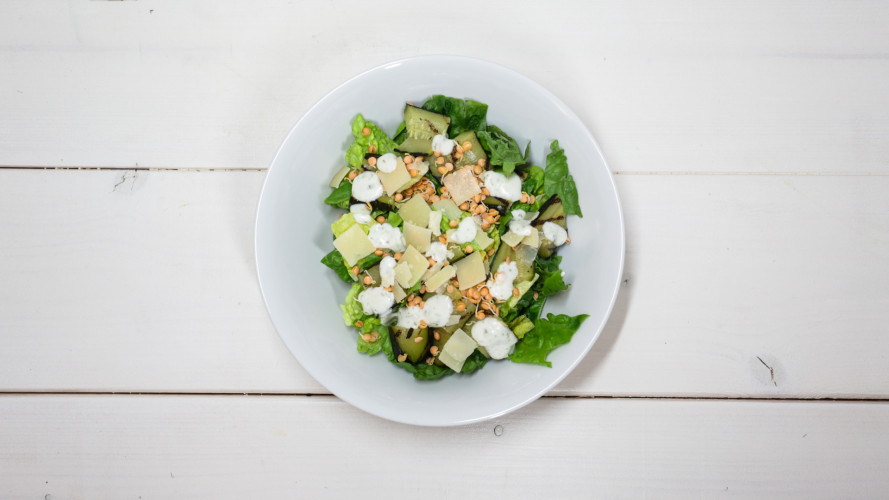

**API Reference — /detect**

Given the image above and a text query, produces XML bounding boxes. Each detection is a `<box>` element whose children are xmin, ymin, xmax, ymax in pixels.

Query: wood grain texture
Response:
<box><xmin>1</xmin><ymin>395</ymin><xmax>887</xmax><ymax>499</ymax></box>
<box><xmin>1</xmin><ymin>1</ymin><xmax>887</xmax><ymax>172</ymax></box>
<box><xmin>1</xmin><ymin>169</ymin><xmax>886</xmax><ymax>397</ymax></box>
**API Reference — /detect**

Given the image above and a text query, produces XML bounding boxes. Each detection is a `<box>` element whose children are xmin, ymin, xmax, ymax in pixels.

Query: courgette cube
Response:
<box><xmin>404</xmin><ymin>104</ymin><xmax>450</xmax><ymax>140</ymax></box>
<box><xmin>452</xmin><ymin>131</ymin><xmax>487</xmax><ymax>169</ymax></box>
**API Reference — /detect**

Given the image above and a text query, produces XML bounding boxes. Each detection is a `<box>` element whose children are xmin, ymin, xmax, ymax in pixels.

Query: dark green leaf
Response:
<box><xmin>356</xmin><ymin>252</ymin><xmax>382</xmax><ymax>271</ymax></box>
<box><xmin>459</xmin><ymin>350</ymin><xmax>489</xmax><ymax>374</ymax></box>
<box><xmin>421</xmin><ymin>95</ymin><xmax>488</xmax><ymax>137</ymax></box>
<box><xmin>477</xmin><ymin>125</ymin><xmax>525</xmax><ymax>176</ymax></box>
<box><xmin>544</xmin><ymin>140</ymin><xmax>582</xmax><ymax>217</ymax></box>
<box><xmin>522</xmin><ymin>165</ymin><xmax>545</xmax><ymax>196</ymax></box>
<box><xmin>324</xmin><ymin>182</ymin><xmax>352</xmax><ymax>209</ymax></box>
<box><xmin>321</xmin><ymin>249</ymin><xmax>353</xmax><ymax>283</ymax></box>
<box><xmin>510</xmin><ymin>313</ymin><xmax>589</xmax><ymax>367</ymax></box>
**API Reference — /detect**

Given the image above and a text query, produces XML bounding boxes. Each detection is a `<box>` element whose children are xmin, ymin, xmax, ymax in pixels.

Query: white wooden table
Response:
<box><xmin>2</xmin><ymin>1</ymin><xmax>888</xmax><ymax>498</ymax></box>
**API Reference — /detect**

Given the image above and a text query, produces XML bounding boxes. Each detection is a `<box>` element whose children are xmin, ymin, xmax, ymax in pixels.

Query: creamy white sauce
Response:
<box><xmin>350</xmin><ymin>204</ymin><xmax>372</xmax><ymax>224</ymax></box>
<box><xmin>431</xmin><ymin>134</ymin><xmax>456</xmax><ymax>155</ymax></box>
<box><xmin>351</xmin><ymin>171</ymin><xmax>384</xmax><ymax>202</ymax></box>
<box><xmin>486</xmin><ymin>261</ymin><xmax>519</xmax><ymax>301</ymax></box>
<box><xmin>357</xmin><ymin>287</ymin><xmax>395</xmax><ymax>316</ymax></box>
<box><xmin>422</xmin><ymin>294</ymin><xmax>453</xmax><ymax>328</ymax></box>
<box><xmin>376</xmin><ymin>153</ymin><xmax>397</xmax><ymax>173</ymax></box>
<box><xmin>508</xmin><ymin>209</ymin><xmax>533</xmax><ymax>236</ymax></box>
<box><xmin>481</xmin><ymin>171</ymin><xmax>522</xmax><ymax>202</ymax></box>
<box><xmin>368</xmin><ymin>223</ymin><xmax>406</xmax><ymax>252</ymax></box>
<box><xmin>449</xmin><ymin>217</ymin><xmax>477</xmax><ymax>244</ymax></box>
<box><xmin>379</xmin><ymin>255</ymin><xmax>397</xmax><ymax>287</ymax></box>
<box><xmin>470</xmin><ymin>318</ymin><xmax>517</xmax><ymax>359</ymax></box>
<box><xmin>425</xmin><ymin>241</ymin><xmax>448</xmax><ymax>263</ymax></box>
<box><xmin>542</xmin><ymin>221</ymin><xmax>568</xmax><ymax>246</ymax></box>
<box><xmin>396</xmin><ymin>305</ymin><xmax>423</xmax><ymax>329</ymax></box>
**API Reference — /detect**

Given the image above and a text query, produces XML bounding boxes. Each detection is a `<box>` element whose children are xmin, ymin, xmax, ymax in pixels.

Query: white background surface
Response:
<box><xmin>2</xmin><ymin>1</ymin><xmax>888</xmax><ymax>498</ymax></box>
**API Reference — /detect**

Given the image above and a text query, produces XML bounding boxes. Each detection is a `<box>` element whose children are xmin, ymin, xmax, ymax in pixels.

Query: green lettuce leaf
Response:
<box><xmin>509</xmin><ymin>313</ymin><xmax>589</xmax><ymax>367</ymax></box>
<box><xmin>345</xmin><ymin>114</ymin><xmax>398</xmax><ymax>168</ymax></box>
<box><xmin>340</xmin><ymin>283</ymin><xmax>365</xmax><ymax>326</ymax></box>
<box><xmin>477</xmin><ymin>125</ymin><xmax>525</xmax><ymax>176</ymax></box>
<box><xmin>522</xmin><ymin>165</ymin><xmax>545</xmax><ymax>196</ymax></box>
<box><xmin>355</xmin><ymin>319</ymin><xmax>386</xmax><ymax>355</ymax></box>
<box><xmin>421</xmin><ymin>95</ymin><xmax>488</xmax><ymax>137</ymax></box>
<box><xmin>321</xmin><ymin>249</ymin><xmax>353</xmax><ymax>283</ymax></box>
<box><xmin>543</xmin><ymin>140</ymin><xmax>582</xmax><ymax>216</ymax></box>
<box><xmin>324</xmin><ymin>181</ymin><xmax>351</xmax><ymax>209</ymax></box>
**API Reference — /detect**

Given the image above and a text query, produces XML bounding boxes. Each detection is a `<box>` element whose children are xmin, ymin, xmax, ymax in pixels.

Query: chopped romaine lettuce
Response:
<box><xmin>509</xmin><ymin>313</ymin><xmax>589</xmax><ymax>367</ymax></box>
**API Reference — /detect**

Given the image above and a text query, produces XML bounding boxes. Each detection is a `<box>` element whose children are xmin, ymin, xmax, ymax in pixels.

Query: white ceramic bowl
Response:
<box><xmin>256</xmin><ymin>56</ymin><xmax>624</xmax><ymax>426</ymax></box>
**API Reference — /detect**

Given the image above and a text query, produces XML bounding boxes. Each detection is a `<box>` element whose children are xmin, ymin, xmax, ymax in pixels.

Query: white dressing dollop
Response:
<box><xmin>396</xmin><ymin>305</ymin><xmax>423</xmax><ymax>329</ymax></box>
<box><xmin>422</xmin><ymin>294</ymin><xmax>453</xmax><ymax>327</ymax></box>
<box><xmin>351</xmin><ymin>171</ymin><xmax>384</xmax><ymax>202</ymax></box>
<box><xmin>508</xmin><ymin>209</ymin><xmax>533</xmax><ymax>236</ymax></box>
<box><xmin>357</xmin><ymin>287</ymin><xmax>395</xmax><ymax>316</ymax></box>
<box><xmin>481</xmin><ymin>171</ymin><xmax>522</xmax><ymax>202</ymax></box>
<box><xmin>425</xmin><ymin>241</ymin><xmax>448</xmax><ymax>263</ymax></box>
<box><xmin>486</xmin><ymin>261</ymin><xmax>519</xmax><ymax>301</ymax></box>
<box><xmin>449</xmin><ymin>217</ymin><xmax>477</xmax><ymax>244</ymax></box>
<box><xmin>350</xmin><ymin>204</ymin><xmax>372</xmax><ymax>224</ymax></box>
<box><xmin>376</xmin><ymin>153</ymin><xmax>397</xmax><ymax>173</ymax></box>
<box><xmin>379</xmin><ymin>255</ymin><xmax>397</xmax><ymax>287</ymax></box>
<box><xmin>470</xmin><ymin>317</ymin><xmax>517</xmax><ymax>359</ymax></box>
<box><xmin>368</xmin><ymin>223</ymin><xmax>406</xmax><ymax>253</ymax></box>
<box><xmin>432</xmin><ymin>134</ymin><xmax>456</xmax><ymax>155</ymax></box>
<box><xmin>542</xmin><ymin>221</ymin><xmax>568</xmax><ymax>247</ymax></box>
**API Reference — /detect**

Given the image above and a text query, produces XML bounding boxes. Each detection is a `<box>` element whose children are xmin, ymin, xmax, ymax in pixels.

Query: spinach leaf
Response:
<box><xmin>459</xmin><ymin>350</ymin><xmax>489</xmax><ymax>374</ymax></box>
<box><xmin>421</xmin><ymin>95</ymin><xmax>488</xmax><ymax>137</ymax></box>
<box><xmin>510</xmin><ymin>313</ymin><xmax>589</xmax><ymax>367</ymax></box>
<box><xmin>543</xmin><ymin>140</ymin><xmax>582</xmax><ymax>216</ymax></box>
<box><xmin>324</xmin><ymin>181</ymin><xmax>352</xmax><ymax>209</ymax></box>
<box><xmin>321</xmin><ymin>249</ymin><xmax>353</xmax><ymax>283</ymax></box>
<box><xmin>477</xmin><ymin>125</ymin><xmax>525</xmax><ymax>176</ymax></box>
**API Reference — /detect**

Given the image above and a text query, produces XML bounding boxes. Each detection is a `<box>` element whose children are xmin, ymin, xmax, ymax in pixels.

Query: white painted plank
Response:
<box><xmin>1</xmin><ymin>1</ymin><xmax>888</xmax><ymax>172</ymax></box>
<box><xmin>1</xmin><ymin>169</ymin><xmax>887</xmax><ymax>397</ymax></box>
<box><xmin>0</xmin><ymin>395</ymin><xmax>887</xmax><ymax>499</ymax></box>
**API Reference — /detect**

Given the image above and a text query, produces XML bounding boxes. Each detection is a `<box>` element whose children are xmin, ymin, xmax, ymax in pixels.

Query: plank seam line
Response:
<box><xmin>1</xmin><ymin>392</ymin><xmax>887</xmax><ymax>403</ymax></box>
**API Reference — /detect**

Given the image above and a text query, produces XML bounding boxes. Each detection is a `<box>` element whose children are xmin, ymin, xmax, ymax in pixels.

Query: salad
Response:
<box><xmin>321</xmin><ymin>95</ymin><xmax>588</xmax><ymax>380</ymax></box>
